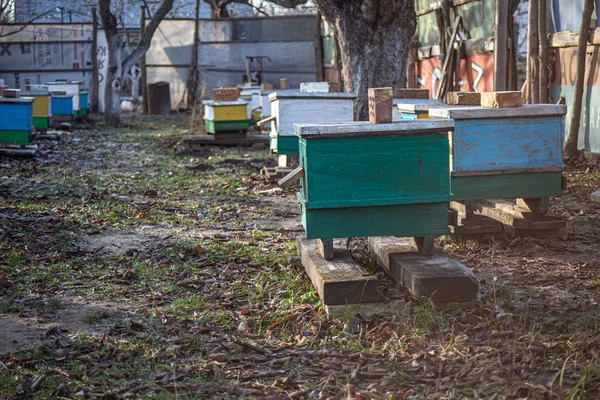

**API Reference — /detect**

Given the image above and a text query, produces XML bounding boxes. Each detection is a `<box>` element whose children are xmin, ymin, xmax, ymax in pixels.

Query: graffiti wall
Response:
<box><xmin>552</xmin><ymin>46</ymin><xmax>600</xmax><ymax>154</ymax></box>
<box><xmin>416</xmin><ymin>54</ymin><xmax>494</xmax><ymax>98</ymax></box>
<box><xmin>0</xmin><ymin>23</ymin><xmax>93</xmax><ymax>102</ymax></box>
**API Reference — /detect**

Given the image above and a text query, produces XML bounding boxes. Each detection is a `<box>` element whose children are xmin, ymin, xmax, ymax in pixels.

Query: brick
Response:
<box><xmin>393</xmin><ymin>88</ymin><xmax>429</xmax><ymax>99</ymax></box>
<box><xmin>280</xmin><ymin>78</ymin><xmax>289</xmax><ymax>90</ymax></box>
<box><xmin>212</xmin><ymin>87</ymin><xmax>239</xmax><ymax>101</ymax></box>
<box><xmin>368</xmin><ymin>87</ymin><xmax>393</xmax><ymax>123</ymax></box>
<box><xmin>591</xmin><ymin>189</ymin><xmax>600</xmax><ymax>203</ymax></box>
<box><xmin>51</xmin><ymin>90</ymin><xmax>67</xmax><ymax>96</ymax></box>
<box><xmin>260</xmin><ymin>83</ymin><xmax>274</xmax><ymax>90</ymax></box>
<box><xmin>481</xmin><ymin>91</ymin><xmax>522</xmax><ymax>108</ymax></box>
<box><xmin>446</xmin><ymin>91</ymin><xmax>481</xmax><ymax>105</ymax></box>
<box><xmin>2</xmin><ymin>89</ymin><xmax>21</xmax><ymax>98</ymax></box>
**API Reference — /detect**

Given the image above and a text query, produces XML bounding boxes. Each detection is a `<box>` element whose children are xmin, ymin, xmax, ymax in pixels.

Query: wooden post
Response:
<box><xmin>314</xmin><ymin>12</ymin><xmax>325</xmax><ymax>82</ymax></box>
<box><xmin>407</xmin><ymin>38</ymin><xmax>418</xmax><ymax>89</ymax></box>
<box><xmin>140</xmin><ymin>6</ymin><xmax>148</xmax><ymax>114</ymax></box>
<box><xmin>91</xmin><ymin>7</ymin><xmax>99</xmax><ymax>113</ymax></box>
<box><xmin>538</xmin><ymin>0</ymin><xmax>550</xmax><ymax>103</ymax></box>
<box><xmin>527</xmin><ymin>0</ymin><xmax>539</xmax><ymax>104</ymax></box>
<box><xmin>493</xmin><ymin>0</ymin><xmax>509</xmax><ymax>91</ymax></box>
<box><xmin>187</xmin><ymin>0</ymin><xmax>201</xmax><ymax>108</ymax></box>
<box><xmin>565</xmin><ymin>0</ymin><xmax>595</xmax><ymax>159</ymax></box>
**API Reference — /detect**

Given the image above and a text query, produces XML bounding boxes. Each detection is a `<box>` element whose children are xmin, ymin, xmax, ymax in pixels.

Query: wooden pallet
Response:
<box><xmin>182</xmin><ymin>134</ymin><xmax>268</xmax><ymax>147</ymax></box>
<box><xmin>469</xmin><ymin>199</ymin><xmax>568</xmax><ymax>238</ymax></box>
<box><xmin>0</xmin><ymin>144</ymin><xmax>37</xmax><ymax>157</ymax></box>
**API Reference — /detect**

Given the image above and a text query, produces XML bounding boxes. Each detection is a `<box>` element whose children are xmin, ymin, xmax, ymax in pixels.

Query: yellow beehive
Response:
<box><xmin>31</xmin><ymin>95</ymin><xmax>50</xmax><ymax>117</ymax></box>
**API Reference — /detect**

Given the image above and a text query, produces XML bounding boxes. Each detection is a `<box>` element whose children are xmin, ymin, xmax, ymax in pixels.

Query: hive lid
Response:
<box><xmin>269</xmin><ymin>90</ymin><xmax>356</xmax><ymax>101</ymax></box>
<box><xmin>294</xmin><ymin>119</ymin><xmax>454</xmax><ymax>139</ymax></box>
<box><xmin>0</xmin><ymin>97</ymin><xmax>34</xmax><ymax>104</ymax></box>
<box><xmin>429</xmin><ymin>104</ymin><xmax>568</xmax><ymax>119</ymax></box>
<box><xmin>23</xmin><ymin>90</ymin><xmax>49</xmax><ymax>96</ymax></box>
<box><xmin>202</xmin><ymin>99</ymin><xmax>248</xmax><ymax>106</ymax></box>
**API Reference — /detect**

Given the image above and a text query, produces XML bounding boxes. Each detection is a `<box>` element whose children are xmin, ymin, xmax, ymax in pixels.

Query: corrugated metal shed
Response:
<box><xmin>14</xmin><ymin>0</ymin><xmax>254</xmax><ymax>27</ymax></box>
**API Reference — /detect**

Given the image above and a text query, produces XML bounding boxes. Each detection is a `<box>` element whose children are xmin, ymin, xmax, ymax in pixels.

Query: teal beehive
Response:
<box><xmin>294</xmin><ymin>119</ymin><xmax>454</xmax><ymax>240</ymax></box>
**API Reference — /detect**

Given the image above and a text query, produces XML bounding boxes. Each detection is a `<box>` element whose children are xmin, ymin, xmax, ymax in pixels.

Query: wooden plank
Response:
<box><xmin>451</xmin><ymin>172</ymin><xmax>563</xmax><ymax>201</ymax></box>
<box><xmin>448</xmin><ymin>213</ymin><xmax>503</xmax><ymax>236</ymax></box>
<box><xmin>436</xmin><ymin>16</ymin><xmax>461</xmax><ymax>100</ymax></box>
<box><xmin>182</xmin><ymin>134</ymin><xmax>268</xmax><ymax>146</ymax></box>
<box><xmin>548</xmin><ymin>28</ymin><xmax>600</xmax><ymax>48</ymax></box>
<box><xmin>493</xmin><ymin>0</ymin><xmax>509</xmax><ymax>91</ymax></box>
<box><xmin>369</xmin><ymin>237</ymin><xmax>478</xmax><ymax>303</ymax></box>
<box><xmin>294</xmin><ymin>119</ymin><xmax>453</xmax><ymax>137</ymax></box>
<box><xmin>469</xmin><ymin>199</ymin><xmax>567</xmax><ymax>230</ymax></box>
<box><xmin>429</xmin><ymin>104</ymin><xmax>567</xmax><ymax>119</ymax></box>
<box><xmin>452</xmin><ymin>166</ymin><xmax>564</xmax><ymax>177</ymax></box>
<box><xmin>277</xmin><ymin>166</ymin><xmax>304</xmax><ymax>188</ymax></box>
<box><xmin>296</xmin><ymin>238</ymin><xmax>379</xmax><ymax>305</ymax></box>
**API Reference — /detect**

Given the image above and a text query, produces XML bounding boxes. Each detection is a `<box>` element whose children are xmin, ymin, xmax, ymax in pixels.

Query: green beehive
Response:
<box><xmin>294</xmin><ymin>119</ymin><xmax>454</xmax><ymax>240</ymax></box>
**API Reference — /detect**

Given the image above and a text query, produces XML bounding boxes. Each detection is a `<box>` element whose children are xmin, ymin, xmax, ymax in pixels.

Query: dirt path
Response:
<box><xmin>0</xmin><ymin>115</ymin><xmax>599</xmax><ymax>399</ymax></box>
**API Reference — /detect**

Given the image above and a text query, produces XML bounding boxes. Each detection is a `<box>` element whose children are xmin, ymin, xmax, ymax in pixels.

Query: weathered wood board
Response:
<box><xmin>296</xmin><ymin>238</ymin><xmax>379</xmax><ymax>305</ymax></box>
<box><xmin>368</xmin><ymin>237</ymin><xmax>479</xmax><ymax>304</ymax></box>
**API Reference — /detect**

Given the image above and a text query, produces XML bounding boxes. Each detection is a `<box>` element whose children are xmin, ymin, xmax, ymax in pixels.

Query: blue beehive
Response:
<box><xmin>50</xmin><ymin>95</ymin><xmax>73</xmax><ymax>122</ymax></box>
<box><xmin>0</xmin><ymin>97</ymin><xmax>34</xmax><ymax>145</ymax></box>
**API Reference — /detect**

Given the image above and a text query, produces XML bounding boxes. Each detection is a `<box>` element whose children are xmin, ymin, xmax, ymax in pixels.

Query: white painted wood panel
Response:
<box><xmin>272</xmin><ymin>98</ymin><xmax>355</xmax><ymax>136</ymax></box>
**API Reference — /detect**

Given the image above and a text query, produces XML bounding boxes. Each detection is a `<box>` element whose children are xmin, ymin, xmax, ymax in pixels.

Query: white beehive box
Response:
<box><xmin>268</xmin><ymin>90</ymin><xmax>356</xmax><ymax>136</ymax></box>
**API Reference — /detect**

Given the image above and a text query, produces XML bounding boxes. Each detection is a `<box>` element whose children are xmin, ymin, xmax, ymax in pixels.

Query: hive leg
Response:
<box><xmin>317</xmin><ymin>238</ymin><xmax>334</xmax><ymax>260</ymax></box>
<box><xmin>411</xmin><ymin>236</ymin><xmax>435</xmax><ymax>256</ymax></box>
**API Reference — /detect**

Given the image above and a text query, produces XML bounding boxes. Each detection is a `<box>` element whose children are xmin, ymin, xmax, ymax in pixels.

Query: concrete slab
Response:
<box><xmin>296</xmin><ymin>238</ymin><xmax>379</xmax><ymax>305</ymax></box>
<box><xmin>591</xmin><ymin>189</ymin><xmax>600</xmax><ymax>203</ymax></box>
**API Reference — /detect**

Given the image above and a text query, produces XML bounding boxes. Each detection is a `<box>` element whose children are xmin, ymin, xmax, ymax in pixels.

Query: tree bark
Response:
<box><xmin>314</xmin><ymin>0</ymin><xmax>416</xmax><ymax>120</ymax></box>
<box><xmin>565</xmin><ymin>0</ymin><xmax>595</xmax><ymax>159</ymax></box>
<box><xmin>98</xmin><ymin>0</ymin><xmax>174</xmax><ymax>125</ymax></box>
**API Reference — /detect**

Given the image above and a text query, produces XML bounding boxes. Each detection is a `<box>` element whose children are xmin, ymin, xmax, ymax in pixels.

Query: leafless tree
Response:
<box><xmin>99</xmin><ymin>0</ymin><xmax>174</xmax><ymax>125</ymax></box>
<box><xmin>0</xmin><ymin>0</ymin><xmax>54</xmax><ymax>37</ymax></box>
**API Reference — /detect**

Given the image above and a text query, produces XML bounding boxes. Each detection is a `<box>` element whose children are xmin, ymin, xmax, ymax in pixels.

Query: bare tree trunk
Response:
<box><xmin>565</xmin><ymin>0</ymin><xmax>595</xmax><ymax>159</ymax></box>
<box><xmin>314</xmin><ymin>0</ymin><xmax>416</xmax><ymax>120</ymax></box>
<box><xmin>99</xmin><ymin>0</ymin><xmax>174</xmax><ymax>126</ymax></box>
